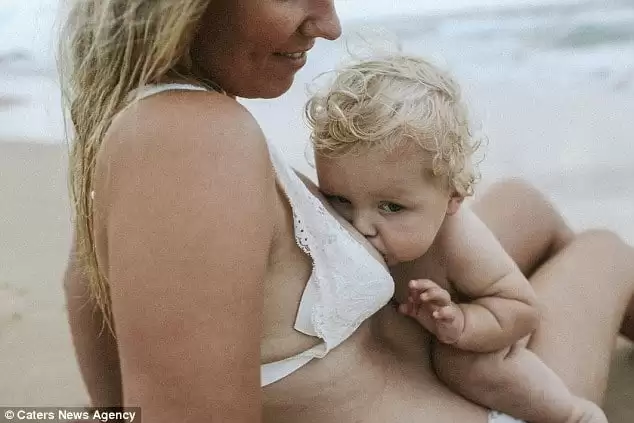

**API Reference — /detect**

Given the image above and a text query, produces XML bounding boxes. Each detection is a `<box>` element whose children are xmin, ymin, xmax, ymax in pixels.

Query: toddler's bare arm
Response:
<box><xmin>440</xmin><ymin>207</ymin><xmax>539</xmax><ymax>352</ymax></box>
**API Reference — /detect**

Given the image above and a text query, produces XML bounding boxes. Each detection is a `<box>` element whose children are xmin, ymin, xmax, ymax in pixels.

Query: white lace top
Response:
<box><xmin>262</xmin><ymin>140</ymin><xmax>395</xmax><ymax>386</ymax></box>
<box><xmin>109</xmin><ymin>83</ymin><xmax>396</xmax><ymax>387</ymax></box>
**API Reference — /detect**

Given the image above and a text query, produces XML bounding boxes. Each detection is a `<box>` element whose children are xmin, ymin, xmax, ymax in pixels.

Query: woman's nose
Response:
<box><xmin>300</xmin><ymin>0</ymin><xmax>342</xmax><ymax>41</ymax></box>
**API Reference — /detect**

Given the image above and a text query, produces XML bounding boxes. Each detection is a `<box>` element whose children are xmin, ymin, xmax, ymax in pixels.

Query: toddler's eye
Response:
<box><xmin>326</xmin><ymin>195</ymin><xmax>350</xmax><ymax>204</ymax></box>
<box><xmin>379</xmin><ymin>202</ymin><xmax>404</xmax><ymax>213</ymax></box>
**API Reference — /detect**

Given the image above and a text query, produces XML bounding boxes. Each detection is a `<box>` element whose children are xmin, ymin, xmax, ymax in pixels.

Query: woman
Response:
<box><xmin>60</xmin><ymin>1</ymin><xmax>634</xmax><ymax>422</ymax></box>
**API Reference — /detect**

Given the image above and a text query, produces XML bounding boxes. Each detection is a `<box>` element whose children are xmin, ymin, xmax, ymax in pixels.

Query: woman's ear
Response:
<box><xmin>446</xmin><ymin>194</ymin><xmax>464</xmax><ymax>216</ymax></box>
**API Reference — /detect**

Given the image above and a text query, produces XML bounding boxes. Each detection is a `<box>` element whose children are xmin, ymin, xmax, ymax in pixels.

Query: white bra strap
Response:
<box><xmin>261</xmin><ymin>354</ymin><xmax>315</xmax><ymax>387</ymax></box>
<box><xmin>114</xmin><ymin>83</ymin><xmax>210</xmax><ymax>118</ymax></box>
<box><xmin>128</xmin><ymin>83</ymin><xmax>209</xmax><ymax>102</ymax></box>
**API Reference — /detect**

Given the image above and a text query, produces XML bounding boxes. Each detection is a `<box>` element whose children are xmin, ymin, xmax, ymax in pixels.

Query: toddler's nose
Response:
<box><xmin>352</xmin><ymin>211</ymin><xmax>378</xmax><ymax>238</ymax></box>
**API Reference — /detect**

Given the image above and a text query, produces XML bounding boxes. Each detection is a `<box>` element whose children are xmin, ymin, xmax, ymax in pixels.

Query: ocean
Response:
<box><xmin>1</xmin><ymin>0</ymin><xmax>633</xmax><ymax>143</ymax></box>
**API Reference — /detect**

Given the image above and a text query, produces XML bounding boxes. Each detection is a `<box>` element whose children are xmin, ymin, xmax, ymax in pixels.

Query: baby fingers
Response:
<box><xmin>432</xmin><ymin>305</ymin><xmax>457</xmax><ymax>321</ymax></box>
<box><xmin>419</xmin><ymin>287</ymin><xmax>451</xmax><ymax>307</ymax></box>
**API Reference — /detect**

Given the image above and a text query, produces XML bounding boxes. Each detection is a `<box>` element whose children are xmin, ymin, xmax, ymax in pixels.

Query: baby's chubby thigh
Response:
<box><xmin>431</xmin><ymin>339</ymin><xmax>519</xmax><ymax>407</ymax></box>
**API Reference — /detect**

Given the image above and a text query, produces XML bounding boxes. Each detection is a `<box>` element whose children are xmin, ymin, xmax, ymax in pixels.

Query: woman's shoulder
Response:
<box><xmin>94</xmin><ymin>88</ymin><xmax>277</xmax><ymax>231</ymax></box>
<box><xmin>104</xmin><ymin>89</ymin><xmax>267</xmax><ymax>166</ymax></box>
<box><xmin>96</xmin><ymin>88</ymin><xmax>275</xmax><ymax>197</ymax></box>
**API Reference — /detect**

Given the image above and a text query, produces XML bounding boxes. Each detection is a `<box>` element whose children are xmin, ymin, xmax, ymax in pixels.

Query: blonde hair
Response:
<box><xmin>58</xmin><ymin>0</ymin><xmax>213</xmax><ymax>322</ymax></box>
<box><xmin>305</xmin><ymin>54</ymin><xmax>483</xmax><ymax>196</ymax></box>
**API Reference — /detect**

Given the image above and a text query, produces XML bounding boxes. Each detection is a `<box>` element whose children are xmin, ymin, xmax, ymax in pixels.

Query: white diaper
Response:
<box><xmin>489</xmin><ymin>410</ymin><xmax>524</xmax><ymax>423</ymax></box>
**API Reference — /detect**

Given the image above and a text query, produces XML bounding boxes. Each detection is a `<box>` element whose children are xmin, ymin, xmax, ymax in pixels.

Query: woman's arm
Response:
<box><xmin>442</xmin><ymin>207</ymin><xmax>539</xmax><ymax>352</ymax></box>
<box><xmin>63</xmin><ymin>238</ymin><xmax>122</xmax><ymax>407</ymax></box>
<box><xmin>98</xmin><ymin>91</ymin><xmax>276</xmax><ymax>422</ymax></box>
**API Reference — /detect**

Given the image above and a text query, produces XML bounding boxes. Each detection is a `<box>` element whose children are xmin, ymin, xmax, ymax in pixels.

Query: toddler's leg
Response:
<box><xmin>472</xmin><ymin>178</ymin><xmax>634</xmax><ymax>344</ymax></box>
<box><xmin>470</xmin><ymin>178</ymin><xmax>574</xmax><ymax>277</ymax></box>
<box><xmin>431</xmin><ymin>340</ymin><xmax>607</xmax><ymax>423</ymax></box>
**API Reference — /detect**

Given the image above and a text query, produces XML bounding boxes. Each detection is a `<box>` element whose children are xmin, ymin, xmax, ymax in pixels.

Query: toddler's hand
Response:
<box><xmin>398</xmin><ymin>279</ymin><xmax>465</xmax><ymax>345</ymax></box>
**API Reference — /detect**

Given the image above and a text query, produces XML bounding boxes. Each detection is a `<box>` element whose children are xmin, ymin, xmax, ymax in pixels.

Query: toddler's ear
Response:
<box><xmin>446</xmin><ymin>195</ymin><xmax>464</xmax><ymax>216</ymax></box>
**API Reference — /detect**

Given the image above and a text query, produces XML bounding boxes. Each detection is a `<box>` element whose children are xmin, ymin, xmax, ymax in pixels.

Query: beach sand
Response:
<box><xmin>0</xmin><ymin>141</ymin><xmax>86</xmax><ymax>406</ymax></box>
<box><xmin>1</xmin><ymin>86</ymin><xmax>633</xmax><ymax>419</ymax></box>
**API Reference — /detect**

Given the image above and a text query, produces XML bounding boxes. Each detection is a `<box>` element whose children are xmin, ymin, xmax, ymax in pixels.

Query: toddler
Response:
<box><xmin>305</xmin><ymin>54</ymin><xmax>606</xmax><ymax>423</ymax></box>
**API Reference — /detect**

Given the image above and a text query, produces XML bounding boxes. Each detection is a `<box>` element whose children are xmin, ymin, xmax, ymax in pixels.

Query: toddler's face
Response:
<box><xmin>315</xmin><ymin>146</ymin><xmax>461</xmax><ymax>266</ymax></box>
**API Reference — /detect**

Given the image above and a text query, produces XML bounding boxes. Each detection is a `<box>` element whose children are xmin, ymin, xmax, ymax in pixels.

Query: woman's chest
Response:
<box><xmin>263</xmin><ymin>308</ymin><xmax>488</xmax><ymax>423</ymax></box>
<box><xmin>260</xmin><ymin>184</ymin><xmax>318</xmax><ymax>362</ymax></box>
<box><xmin>262</xmin><ymin>322</ymin><xmax>390</xmax><ymax>423</ymax></box>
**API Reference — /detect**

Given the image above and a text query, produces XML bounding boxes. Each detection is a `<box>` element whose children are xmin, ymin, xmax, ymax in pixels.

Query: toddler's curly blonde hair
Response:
<box><xmin>305</xmin><ymin>54</ymin><xmax>483</xmax><ymax>196</ymax></box>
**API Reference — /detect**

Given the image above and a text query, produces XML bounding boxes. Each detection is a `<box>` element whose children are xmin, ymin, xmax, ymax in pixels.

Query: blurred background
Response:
<box><xmin>1</xmin><ymin>0</ymin><xmax>632</xmax><ymax>419</ymax></box>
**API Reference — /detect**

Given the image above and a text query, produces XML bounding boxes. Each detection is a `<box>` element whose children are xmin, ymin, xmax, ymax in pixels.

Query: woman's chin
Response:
<box><xmin>233</xmin><ymin>76</ymin><xmax>295</xmax><ymax>99</ymax></box>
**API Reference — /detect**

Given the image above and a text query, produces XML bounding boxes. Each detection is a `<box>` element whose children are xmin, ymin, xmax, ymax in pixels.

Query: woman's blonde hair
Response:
<box><xmin>58</xmin><ymin>0</ymin><xmax>213</xmax><ymax>322</ymax></box>
<box><xmin>305</xmin><ymin>54</ymin><xmax>483</xmax><ymax>196</ymax></box>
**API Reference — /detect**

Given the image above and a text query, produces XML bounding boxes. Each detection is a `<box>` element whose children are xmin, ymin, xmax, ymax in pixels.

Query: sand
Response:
<box><xmin>0</xmin><ymin>141</ymin><xmax>86</xmax><ymax>406</ymax></box>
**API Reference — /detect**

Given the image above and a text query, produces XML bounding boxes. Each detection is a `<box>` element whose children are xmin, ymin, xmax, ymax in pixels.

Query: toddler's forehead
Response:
<box><xmin>363</xmin><ymin>144</ymin><xmax>432</xmax><ymax>172</ymax></box>
<box><xmin>345</xmin><ymin>148</ymin><xmax>431</xmax><ymax>181</ymax></box>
